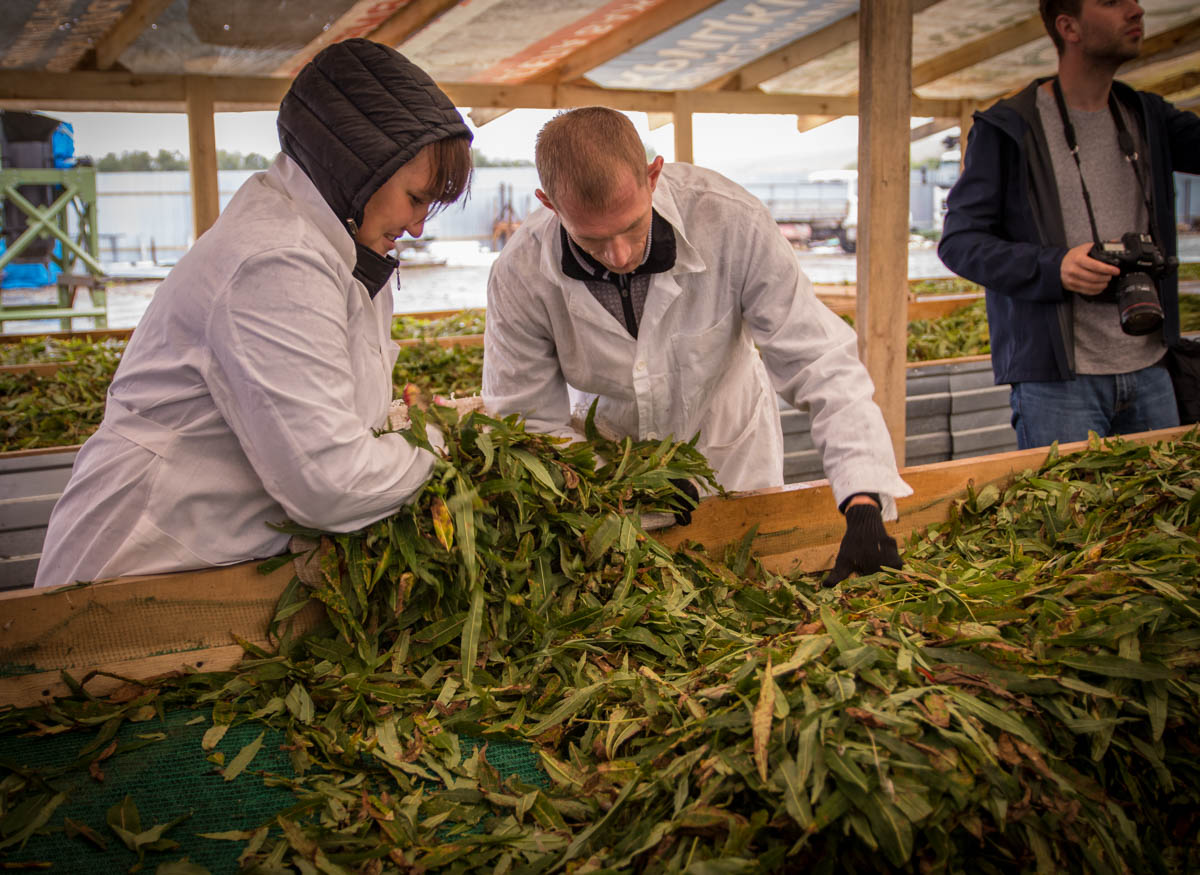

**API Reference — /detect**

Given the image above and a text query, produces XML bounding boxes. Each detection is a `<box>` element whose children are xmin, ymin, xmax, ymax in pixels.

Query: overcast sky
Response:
<box><xmin>45</xmin><ymin>108</ymin><xmax>945</xmax><ymax>180</ymax></box>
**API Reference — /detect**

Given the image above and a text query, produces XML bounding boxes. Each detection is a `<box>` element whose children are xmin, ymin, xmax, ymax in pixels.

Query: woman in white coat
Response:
<box><xmin>34</xmin><ymin>40</ymin><xmax>472</xmax><ymax>589</ymax></box>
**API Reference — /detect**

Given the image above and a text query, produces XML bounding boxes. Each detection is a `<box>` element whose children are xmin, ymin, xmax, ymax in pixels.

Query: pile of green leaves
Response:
<box><xmin>392</xmin><ymin>342</ymin><xmax>484</xmax><ymax>398</ymax></box>
<box><xmin>4</xmin><ymin>413</ymin><xmax>1198</xmax><ymax>873</ymax></box>
<box><xmin>908</xmin><ymin>277</ymin><xmax>983</xmax><ymax>297</ymax></box>
<box><xmin>0</xmin><ymin>346</ymin><xmax>122</xmax><ymax>451</ymax></box>
<box><xmin>0</xmin><ymin>336</ymin><xmax>127</xmax><ymax>366</ymax></box>
<box><xmin>1178</xmin><ymin>292</ymin><xmax>1200</xmax><ymax>332</ymax></box>
<box><xmin>903</xmin><ymin>291</ymin><xmax>1200</xmax><ymax>358</ymax></box>
<box><xmin>906</xmin><ymin>298</ymin><xmax>991</xmax><ymax>361</ymax></box>
<box><xmin>841</xmin><ymin>299</ymin><xmax>991</xmax><ymax>362</ymax></box>
<box><xmin>392</xmin><ymin>309</ymin><xmax>486</xmax><ymax>340</ymax></box>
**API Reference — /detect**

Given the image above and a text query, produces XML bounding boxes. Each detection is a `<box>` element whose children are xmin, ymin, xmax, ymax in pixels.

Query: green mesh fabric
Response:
<box><xmin>2</xmin><ymin>709</ymin><xmax>545</xmax><ymax>871</ymax></box>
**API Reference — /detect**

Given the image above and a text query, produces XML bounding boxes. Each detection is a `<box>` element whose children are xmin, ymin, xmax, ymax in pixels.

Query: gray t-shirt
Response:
<box><xmin>1036</xmin><ymin>85</ymin><xmax>1164</xmax><ymax>375</ymax></box>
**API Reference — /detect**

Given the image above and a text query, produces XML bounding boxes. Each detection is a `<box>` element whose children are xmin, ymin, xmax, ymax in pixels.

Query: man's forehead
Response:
<box><xmin>560</xmin><ymin>197</ymin><xmax>650</xmax><ymax>240</ymax></box>
<box><xmin>559</xmin><ymin>169</ymin><xmax>648</xmax><ymax>230</ymax></box>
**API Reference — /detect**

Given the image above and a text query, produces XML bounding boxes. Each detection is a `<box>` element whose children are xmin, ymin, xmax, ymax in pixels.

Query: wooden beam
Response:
<box><xmin>368</xmin><ymin>0</ymin><xmax>462</xmax><ymax>49</ymax></box>
<box><xmin>0</xmin><ymin>71</ymin><xmax>957</xmax><ymax>117</ymax></box>
<box><xmin>1139</xmin><ymin>68</ymin><xmax>1200</xmax><ymax>102</ymax></box>
<box><xmin>0</xmin><ymin>70</ymin><xmax>290</xmax><ymax>112</ymax></box>
<box><xmin>646</xmin><ymin>111</ymin><xmax>673</xmax><ymax>131</ymax></box>
<box><xmin>549</xmin><ymin>0</ymin><xmax>722</xmax><ymax>85</ymax></box>
<box><xmin>796</xmin><ymin>115</ymin><xmax>839</xmax><ymax>134</ymax></box>
<box><xmin>959</xmin><ymin>99</ymin><xmax>977</xmax><ymax>171</ymax></box>
<box><xmin>186</xmin><ymin>77</ymin><xmax>220</xmax><ymax>239</ymax></box>
<box><xmin>89</xmin><ymin>0</ymin><xmax>174</xmax><ymax>71</ymax></box>
<box><xmin>673</xmin><ymin>93</ymin><xmax>694</xmax><ymax>164</ymax></box>
<box><xmin>909</xmin><ymin>118</ymin><xmax>956</xmax><ymax>143</ymax></box>
<box><xmin>274</xmin><ymin>0</ymin><xmax>413</xmax><ymax>77</ymax></box>
<box><xmin>856</xmin><ymin>0</ymin><xmax>912</xmax><ymax>467</ymax></box>
<box><xmin>912</xmin><ymin>15</ymin><xmax>1044</xmax><ymax>88</ymax></box>
<box><xmin>1124</xmin><ymin>47</ymin><xmax>1200</xmax><ymax>91</ymax></box>
<box><xmin>467</xmin><ymin>107</ymin><xmax>512</xmax><ymax>127</ymax></box>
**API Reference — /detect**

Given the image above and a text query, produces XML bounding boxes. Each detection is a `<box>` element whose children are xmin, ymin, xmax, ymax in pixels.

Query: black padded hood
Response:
<box><xmin>277</xmin><ymin>38</ymin><xmax>471</xmax><ymax>237</ymax></box>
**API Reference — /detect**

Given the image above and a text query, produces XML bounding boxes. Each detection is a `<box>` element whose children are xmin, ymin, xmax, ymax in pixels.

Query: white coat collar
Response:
<box><xmin>650</xmin><ymin>167</ymin><xmax>706</xmax><ymax>275</ymax></box>
<box><xmin>265</xmin><ymin>153</ymin><xmax>357</xmax><ymax>273</ymax></box>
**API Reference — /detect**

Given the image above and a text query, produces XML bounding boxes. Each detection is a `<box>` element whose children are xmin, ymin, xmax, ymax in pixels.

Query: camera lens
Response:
<box><xmin>1117</xmin><ymin>272</ymin><xmax>1163</xmax><ymax>336</ymax></box>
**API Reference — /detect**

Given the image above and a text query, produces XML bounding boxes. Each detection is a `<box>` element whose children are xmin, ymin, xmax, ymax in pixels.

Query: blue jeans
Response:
<box><xmin>1009</xmin><ymin>365</ymin><xmax>1180</xmax><ymax>450</ymax></box>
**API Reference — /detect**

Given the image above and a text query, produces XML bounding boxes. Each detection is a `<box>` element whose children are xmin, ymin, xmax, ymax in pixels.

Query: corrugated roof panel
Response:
<box><xmin>763</xmin><ymin>0</ymin><xmax>1036</xmax><ymax>96</ymax></box>
<box><xmin>918</xmin><ymin>2</ymin><xmax>1200</xmax><ymax>99</ymax></box>
<box><xmin>0</xmin><ymin>0</ymin><xmax>132</xmax><ymax>72</ymax></box>
<box><xmin>117</xmin><ymin>0</ymin><xmax>363</xmax><ymax>77</ymax></box>
<box><xmin>401</xmin><ymin>0</ymin><xmax>620</xmax><ymax>84</ymax></box>
<box><xmin>583</xmin><ymin>0</ymin><xmax>857</xmax><ymax>92</ymax></box>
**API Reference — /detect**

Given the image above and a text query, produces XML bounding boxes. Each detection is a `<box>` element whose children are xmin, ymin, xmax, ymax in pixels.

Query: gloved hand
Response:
<box><xmin>668</xmin><ymin>478</ymin><xmax>700</xmax><ymax>526</ymax></box>
<box><xmin>822</xmin><ymin>503</ymin><xmax>902</xmax><ymax>586</ymax></box>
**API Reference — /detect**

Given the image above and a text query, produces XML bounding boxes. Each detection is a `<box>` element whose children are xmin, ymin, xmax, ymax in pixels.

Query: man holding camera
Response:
<box><xmin>939</xmin><ymin>0</ymin><xmax>1200</xmax><ymax>449</ymax></box>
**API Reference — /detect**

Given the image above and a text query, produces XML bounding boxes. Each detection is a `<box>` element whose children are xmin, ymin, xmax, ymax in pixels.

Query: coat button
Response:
<box><xmin>646</xmin><ymin>431</ymin><xmax>659</xmax><ymax>440</ymax></box>
<box><xmin>635</xmin><ymin>360</ymin><xmax>647</xmax><ymax>371</ymax></box>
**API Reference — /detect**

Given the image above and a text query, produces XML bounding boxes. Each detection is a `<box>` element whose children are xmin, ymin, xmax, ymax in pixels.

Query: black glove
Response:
<box><xmin>668</xmin><ymin>478</ymin><xmax>700</xmax><ymax>526</ymax></box>
<box><xmin>822</xmin><ymin>503</ymin><xmax>902</xmax><ymax>586</ymax></box>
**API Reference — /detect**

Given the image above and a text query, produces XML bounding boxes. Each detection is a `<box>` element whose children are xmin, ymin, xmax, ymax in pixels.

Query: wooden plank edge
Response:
<box><xmin>0</xmin><ymin>361</ymin><xmax>76</xmax><ymax>376</ymax></box>
<box><xmin>0</xmin><ymin>327</ymin><xmax>132</xmax><ymax>344</ymax></box>
<box><xmin>0</xmin><ymin>644</ymin><xmax>248</xmax><ymax>708</ymax></box>
<box><xmin>0</xmin><ymin>445</ymin><xmax>84</xmax><ymax>460</ymax></box>
<box><xmin>395</xmin><ymin>334</ymin><xmax>484</xmax><ymax>349</ymax></box>
<box><xmin>0</xmin><ymin>309</ymin><xmax>479</xmax><ymax>347</ymax></box>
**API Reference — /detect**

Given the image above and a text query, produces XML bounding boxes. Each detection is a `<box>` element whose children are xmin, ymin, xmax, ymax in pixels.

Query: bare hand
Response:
<box><xmin>1060</xmin><ymin>242</ymin><xmax>1119</xmax><ymax>296</ymax></box>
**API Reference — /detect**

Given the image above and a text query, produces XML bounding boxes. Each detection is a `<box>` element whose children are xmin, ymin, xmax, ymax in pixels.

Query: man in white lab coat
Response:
<box><xmin>483</xmin><ymin>107</ymin><xmax>912</xmax><ymax>585</ymax></box>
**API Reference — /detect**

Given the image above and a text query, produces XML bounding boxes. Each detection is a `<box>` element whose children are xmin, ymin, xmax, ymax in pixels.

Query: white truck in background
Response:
<box><xmin>749</xmin><ymin>169</ymin><xmax>858</xmax><ymax>253</ymax></box>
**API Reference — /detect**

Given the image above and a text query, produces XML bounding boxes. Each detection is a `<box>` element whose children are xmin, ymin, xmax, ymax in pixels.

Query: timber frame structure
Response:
<box><xmin>0</xmin><ymin>163</ymin><xmax>108</xmax><ymax>330</ymax></box>
<box><xmin>1</xmin><ymin>0</ymin><xmax>1197</xmax><ymax>460</ymax></box>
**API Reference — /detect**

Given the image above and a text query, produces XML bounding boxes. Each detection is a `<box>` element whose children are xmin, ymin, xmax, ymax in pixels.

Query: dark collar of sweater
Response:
<box><xmin>560</xmin><ymin>209</ymin><xmax>677</xmax><ymax>284</ymax></box>
<box><xmin>353</xmin><ymin>241</ymin><xmax>398</xmax><ymax>299</ymax></box>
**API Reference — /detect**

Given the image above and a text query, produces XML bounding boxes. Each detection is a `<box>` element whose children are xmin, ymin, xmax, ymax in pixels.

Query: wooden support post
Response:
<box><xmin>673</xmin><ymin>93</ymin><xmax>694</xmax><ymax>165</ymax></box>
<box><xmin>958</xmin><ymin>99</ymin><xmax>977</xmax><ymax>171</ymax></box>
<box><xmin>186</xmin><ymin>76</ymin><xmax>220</xmax><ymax>240</ymax></box>
<box><xmin>856</xmin><ymin>0</ymin><xmax>912</xmax><ymax>467</ymax></box>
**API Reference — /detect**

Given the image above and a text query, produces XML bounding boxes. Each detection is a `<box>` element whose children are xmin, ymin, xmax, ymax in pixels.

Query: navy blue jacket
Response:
<box><xmin>938</xmin><ymin>78</ymin><xmax>1200</xmax><ymax>384</ymax></box>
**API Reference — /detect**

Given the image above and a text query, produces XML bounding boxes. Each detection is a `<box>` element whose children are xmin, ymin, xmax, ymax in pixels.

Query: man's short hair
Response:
<box><xmin>1039</xmin><ymin>0</ymin><xmax>1083</xmax><ymax>55</ymax></box>
<box><xmin>535</xmin><ymin>107</ymin><xmax>647</xmax><ymax>209</ymax></box>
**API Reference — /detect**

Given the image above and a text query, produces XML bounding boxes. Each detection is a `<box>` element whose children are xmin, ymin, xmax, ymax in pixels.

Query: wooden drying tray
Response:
<box><xmin>0</xmin><ymin>308</ymin><xmax>481</xmax><ymax>347</ymax></box>
<box><xmin>0</xmin><ymin>360</ymin><xmax>79</xmax><ymax>377</ymax></box>
<box><xmin>0</xmin><ymin>425</ymin><xmax>1188</xmax><ymax>709</ymax></box>
<box><xmin>0</xmin><ymin>353</ymin><xmax>992</xmax><ymax>462</ymax></box>
<box><xmin>0</xmin><ymin>336</ymin><xmax>984</xmax><ymax>384</ymax></box>
<box><xmin>0</xmin><ymin>296</ymin><xmax>980</xmax><ymax>349</ymax></box>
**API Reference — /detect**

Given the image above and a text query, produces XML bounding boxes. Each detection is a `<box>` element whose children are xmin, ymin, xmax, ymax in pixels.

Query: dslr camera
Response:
<box><xmin>1086</xmin><ymin>232</ymin><xmax>1176</xmax><ymax>336</ymax></box>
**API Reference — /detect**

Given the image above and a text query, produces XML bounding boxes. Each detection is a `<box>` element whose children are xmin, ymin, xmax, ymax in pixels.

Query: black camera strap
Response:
<box><xmin>1050</xmin><ymin>77</ymin><xmax>1162</xmax><ymax>251</ymax></box>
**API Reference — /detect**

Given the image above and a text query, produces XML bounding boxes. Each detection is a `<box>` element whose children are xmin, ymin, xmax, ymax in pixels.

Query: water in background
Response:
<box><xmin>7</xmin><ymin>232</ymin><xmax>1198</xmax><ymax>333</ymax></box>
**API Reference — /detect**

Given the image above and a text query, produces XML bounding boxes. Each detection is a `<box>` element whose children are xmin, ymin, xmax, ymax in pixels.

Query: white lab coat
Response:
<box><xmin>34</xmin><ymin>155</ymin><xmax>434</xmax><ymax>589</ymax></box>
<box><xmin>483</xmin><ymin>163</ymin><xmax>911</xmax><ymax>513</ymax></box>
